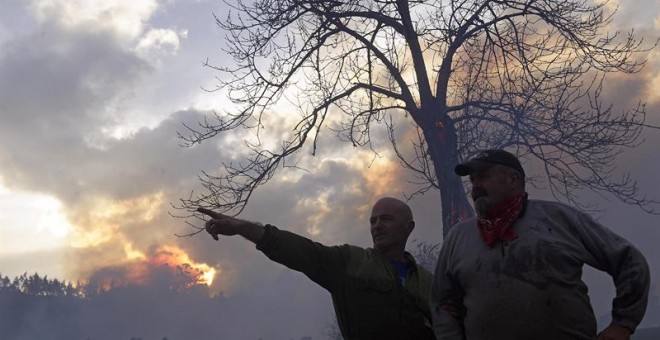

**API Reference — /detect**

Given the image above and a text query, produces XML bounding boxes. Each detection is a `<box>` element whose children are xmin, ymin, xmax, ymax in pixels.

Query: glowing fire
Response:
<box><xmin>85</xmin><ymin>244</ymin><xmax>219</xmax><ymax>292</ymax></box>
<box><xmin>149</xmin><ymin>245</ymin><xmax>217</xmax><ymax>286</ymax></box>
<box><xmin>64</xmin><ymin>192</ymin><xmax>219</xmax><ymax>292</ymax></box>
<box><xmin>451</xmin><ymin>201</ymin><xmax>472</xmax><ymax>223</ymax></box>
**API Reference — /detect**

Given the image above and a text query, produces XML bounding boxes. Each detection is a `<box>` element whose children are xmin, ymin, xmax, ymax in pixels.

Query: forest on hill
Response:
<box><xmin>1</xmin><ymin>272</ymin><xmax>659</xmax><ymax>340</ymax></box>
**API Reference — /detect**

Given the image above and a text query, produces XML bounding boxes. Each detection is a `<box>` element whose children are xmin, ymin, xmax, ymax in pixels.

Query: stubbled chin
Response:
<box><xmin>373</xmin><ymin>237</ymin><xmax>388</xmax><ymax>248</ymax></box>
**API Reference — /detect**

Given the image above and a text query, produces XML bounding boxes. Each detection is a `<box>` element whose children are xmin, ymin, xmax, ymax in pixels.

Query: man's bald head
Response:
<box><xmin>372</xmin><ymin>197</ymin><xmax>413</xmax><ymax>221</ymax></box>
<box><xmin>370</xmin><ymin>197</ymin><xmax>415</xmax><ymax>258</ymax></box>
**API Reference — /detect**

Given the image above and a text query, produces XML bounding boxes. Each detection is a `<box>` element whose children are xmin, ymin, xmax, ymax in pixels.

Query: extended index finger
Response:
<box><xmin>197</xmin><ymin>207</ymin><xmax>222</xmax><ymax>219</ymax></box>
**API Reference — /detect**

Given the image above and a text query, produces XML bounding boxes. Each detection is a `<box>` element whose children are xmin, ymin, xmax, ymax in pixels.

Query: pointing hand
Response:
<box><xmin>197</xmin><ymin>207</ymin><xmax>240</xmax><ymax>240</ymax></box>
<box><xmin>196</xmin><ymin>208</ymin><xmax>266</xmax><ymax>244</ymax></box>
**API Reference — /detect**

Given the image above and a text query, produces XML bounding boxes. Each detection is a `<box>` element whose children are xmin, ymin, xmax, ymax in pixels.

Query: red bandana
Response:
<box><xmin>477</xmin><ymin>192</ymin><xmax>527</xmax><ymax>247</ymax></box>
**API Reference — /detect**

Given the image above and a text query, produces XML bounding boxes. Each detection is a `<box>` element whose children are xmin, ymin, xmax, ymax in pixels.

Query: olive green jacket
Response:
<box><xmin>256</xmin><ymin>224</ymin><xmax>436</xmax><ymax>340</ymax></box>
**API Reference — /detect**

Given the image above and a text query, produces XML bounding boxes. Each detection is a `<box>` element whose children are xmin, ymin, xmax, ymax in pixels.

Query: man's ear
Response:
<box><xmin>508</xmin><ymin>171</ymin><xmax>522</xmax><ymax>188</ymax></box>
<box><xmin>516</xmin><ymin>173</ymin><xmax>526</xmax><ymax>190</ymax></box>
<box><xmin>408</xmin><ymin>220</ymin><xmax>415</xmax><ymax>232</ymax></box>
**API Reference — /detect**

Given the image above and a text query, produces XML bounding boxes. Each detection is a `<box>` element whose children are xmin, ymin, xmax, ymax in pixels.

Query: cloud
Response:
<box><xmin>0</xmin><ymin>5</ymin><xmax>234</xmax><ymax>283</ymax></box>
<box><xmin>0</xmin><ymin>23</ymin><xmax>154</xmax><ymax>198</ymax></box>
<box><xmin>135</xmin><ymin>28</ymin><xmax>187</xmax><ymax>61</ymax></box>
<box><xmin>30</xmin><ymin>0</ymin><xmax>159</xmax><ymax>41</ymax></box>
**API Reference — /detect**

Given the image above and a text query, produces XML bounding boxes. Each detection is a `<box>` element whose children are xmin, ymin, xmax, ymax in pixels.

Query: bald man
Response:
<box><xmin>199</xmin><ymin>197</ymin><xmax>436</xmax><ymax>340</ymax></box>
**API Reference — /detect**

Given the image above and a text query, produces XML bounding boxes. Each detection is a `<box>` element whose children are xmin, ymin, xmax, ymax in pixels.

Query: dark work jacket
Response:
<box><xmin>256</xmin><ymin>224</ymin><xmax>436</xmax><ymax>340</ymax></box>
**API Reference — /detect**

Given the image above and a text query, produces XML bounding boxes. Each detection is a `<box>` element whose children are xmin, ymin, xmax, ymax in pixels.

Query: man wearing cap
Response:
<box><xmin>199</xmin><ymin>197</ymin><xmax>436</xmax><ymax>340</ymax></box>
<box><xmin>430</xmin><ymin>149</ymin><xmax>650</xmax><ymax>340</ymax></box>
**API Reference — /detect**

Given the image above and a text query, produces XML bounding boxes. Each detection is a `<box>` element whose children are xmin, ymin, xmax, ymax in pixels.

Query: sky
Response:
<box><xmin>0</xmin><ymin>0</ymin><xmax>659</xmax><ymax>338</ymax></box>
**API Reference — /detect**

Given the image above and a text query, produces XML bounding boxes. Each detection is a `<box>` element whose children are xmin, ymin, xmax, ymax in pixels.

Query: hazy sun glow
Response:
<box><xmin>0</xmin><ymin>183</ymin><xmax>72</xmax><ymax>259</ymax></box>
<box><xmin>34</xmin><ymin>195</ymin><xmax>72</xmax><ymax>238</ymax></box>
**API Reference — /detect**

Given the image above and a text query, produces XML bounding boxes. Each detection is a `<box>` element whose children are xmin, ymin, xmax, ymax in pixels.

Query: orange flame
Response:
<box><xmin>149</xmin><ymin>245</ymin><xmax>217</xmax><ymax>286</ymax></box>
<box><xmin>86</xmin><ymin>244</ymin><xmax>218</xmax><ymax>292</ymax></box>
<box><xmin>450</xmin><ymin>201</ymin><xmax>472</xmax><ymax>225</ymax></box>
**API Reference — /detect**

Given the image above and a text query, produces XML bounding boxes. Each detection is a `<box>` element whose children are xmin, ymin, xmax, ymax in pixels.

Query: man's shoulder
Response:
<box><xmin>340</xmin><ymin>243</ymin><xmax>368</xmax><ymax>252</ymax></box>
<box><xmin>522</xmin><ymin>199</ymin><xmax>598</xmax><ymax>232</ymax></box>
<box><xmin>453</xmin><ymin>216</ymin><xmax>477</xmax><ymax>228</ymax></box>
<box><xmin>525</xmin><ymin>199</ymin><xmax>584</xmax><ymax>217</ymax></box>
<box><xmin>445</xmin><ymin>216</ymin><xmax>478</xmax><ymax>240</ymax></box>
<box><xmin>527</xmin><ymin>198</ymin><xmax>574</xmax><ymax>209</ymax></box>
<box><xmin>336</xmin><ymin>244</ymin><xmax>376</xmax><ymax>260</ymax></box>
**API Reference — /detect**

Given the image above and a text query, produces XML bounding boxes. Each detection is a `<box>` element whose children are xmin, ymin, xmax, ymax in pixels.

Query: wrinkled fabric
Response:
<box><xmin>257</xmin><ymin>224</ymin><xmax>436</xmax><ymax>340</ymax></box>
<box><xmin>431</xmin><ymin>200</ymin><xmax>650</xmax><ymax>340</ymax></box>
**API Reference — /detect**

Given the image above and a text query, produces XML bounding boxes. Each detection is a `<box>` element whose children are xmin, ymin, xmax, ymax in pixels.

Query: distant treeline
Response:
<box><xmin>0</xmin><ymin>272</ymin><xmax>336</xmax><ymax>340</ymax></box>
<box><xmin>1</xmin><ymin>272</ymin><xmax>656</xmax><ymax>340</ymax></box>
<box><xmin>0</xmin><ymin>268</ymin><xmax>204</xmax><ymax>298</ymax></box>
<box><xmin>0</xmin><ymin>272</ymin><xmax>217</xmax><ymax>339</ymax></box>
<box><xmin>1</xmin><ymin>272</ymin><xmax>87</xmax><ymax>297</ymax></box>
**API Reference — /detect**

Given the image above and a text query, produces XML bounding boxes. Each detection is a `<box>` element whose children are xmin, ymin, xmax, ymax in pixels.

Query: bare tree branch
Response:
<box><xmin>176</xmin><ymin>0</ymin><xmax>659</xmax><ymax>235</ymax></box>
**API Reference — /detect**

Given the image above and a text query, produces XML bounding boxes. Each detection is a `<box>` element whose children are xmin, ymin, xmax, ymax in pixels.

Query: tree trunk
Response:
<box><xmin>418</xmin><ymin>110</ymin><xmax>474</xmax><ymax>236</ymax></box>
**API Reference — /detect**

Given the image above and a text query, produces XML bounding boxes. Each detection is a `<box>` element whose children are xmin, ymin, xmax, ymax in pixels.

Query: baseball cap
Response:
<box><xmin>455</xmin><ymin>149</ymin><xmax>525</xmax><ymax>177</ymax></box>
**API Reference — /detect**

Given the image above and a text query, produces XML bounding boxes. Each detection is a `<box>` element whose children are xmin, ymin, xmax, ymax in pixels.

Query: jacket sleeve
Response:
<box><xmin>255</xmin><ymin>224</ymin><xmax>347</xmax><ymax>291</ymax></box>
<box><xmin>571</xmin><ymin>210</ymin><xmax>650</xmax><ymax>332</ymax></box>
<box><xmin>430</xmin><ymin>232</ymin><xmax>466</xmax><ymax>340</ymax></box>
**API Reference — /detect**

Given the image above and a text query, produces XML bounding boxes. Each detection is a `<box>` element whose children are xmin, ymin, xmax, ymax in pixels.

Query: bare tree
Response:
<box><xmin>179</xmin><ymin>0</ymin><xmax>658</xmax><ymax>236</ymax></box>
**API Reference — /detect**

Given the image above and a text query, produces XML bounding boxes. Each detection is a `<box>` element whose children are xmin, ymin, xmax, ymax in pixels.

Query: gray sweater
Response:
<box><xmin>430</xmin><ymin>199</ymin><xmax>650</xmax><ymax>340</ymax></box>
